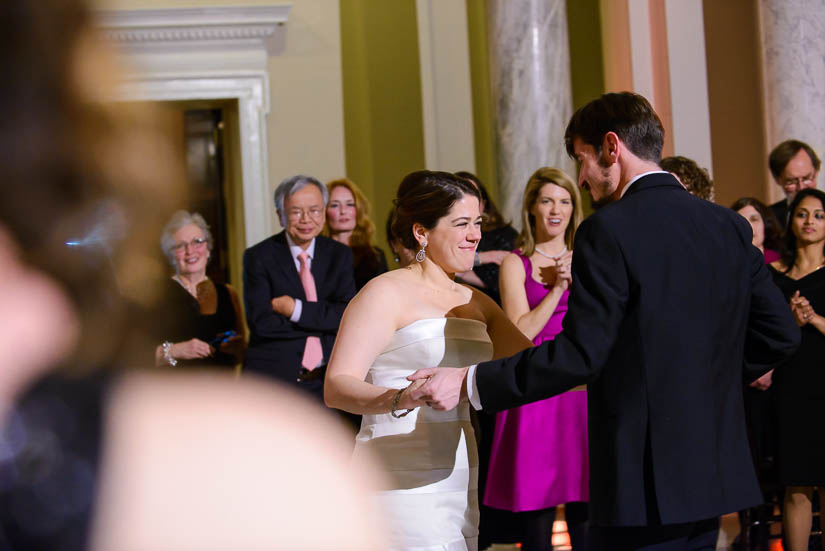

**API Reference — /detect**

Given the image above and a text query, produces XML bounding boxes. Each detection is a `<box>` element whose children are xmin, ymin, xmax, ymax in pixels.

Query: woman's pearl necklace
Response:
<box><xmin>534</xmin><ymin>246</ymin><xmax>567</xmax><ymax>261</ymax></box>
<box><xmin>173</xmin><ymin>274</ymin><xmax>204</xmax><ymax>298</ymax></box>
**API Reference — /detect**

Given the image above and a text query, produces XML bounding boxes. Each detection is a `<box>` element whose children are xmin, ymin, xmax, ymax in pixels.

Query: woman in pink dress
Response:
<box><xmin>485</xmin><ymin>167</ymin><xmax>588</xmax><ymax>550</ymax></box>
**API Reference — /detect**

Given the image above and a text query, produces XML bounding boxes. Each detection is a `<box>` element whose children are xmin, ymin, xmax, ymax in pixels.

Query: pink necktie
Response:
<box><xmin>298</xmin><ymin>252</ymin><xmax>323</xmax><ymax>370</ymax></box>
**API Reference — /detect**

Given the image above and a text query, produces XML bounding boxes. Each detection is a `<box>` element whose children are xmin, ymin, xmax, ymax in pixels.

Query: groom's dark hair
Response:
<box><xmin>564</xmin><ymin>92</ymin><xmax>665</xmax><ymax>163</ymax></box>
<box><xmin>391</xmin><ymin>171</ymin><xmax>480</xmax><ymax>251</ymax></box>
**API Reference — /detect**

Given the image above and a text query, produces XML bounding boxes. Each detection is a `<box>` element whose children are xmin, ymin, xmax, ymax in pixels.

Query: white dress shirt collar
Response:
<box><xmin>620</xmin><ymin>170</ymin><xmax>671</xmax><ymax>198</ymax></box>
<box><xmin>285</xmin><ymin>233</ymin><xmax>316</xmax><ymax>268</ymax></box>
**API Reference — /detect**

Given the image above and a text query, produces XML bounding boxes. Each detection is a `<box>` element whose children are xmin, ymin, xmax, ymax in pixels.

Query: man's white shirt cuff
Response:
<box><xmin>466</xmin><ymin>364</ymin><xmax>482</xmax><ymax>410</ymax></box>
<box><xmin>290</xmin><ymin>298</ymin><xmax>303</xmax><ymax>322</ymax></box>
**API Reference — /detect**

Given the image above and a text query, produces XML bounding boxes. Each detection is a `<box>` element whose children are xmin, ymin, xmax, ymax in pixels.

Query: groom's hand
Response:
<box><xmin>407</xmin><ymin>367</ymin><xmax>469</xmax><ymax>411</ymax></box>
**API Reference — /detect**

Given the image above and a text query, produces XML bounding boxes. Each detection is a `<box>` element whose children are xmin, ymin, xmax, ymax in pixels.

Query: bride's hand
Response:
<box><xmin>397</xmin><ymin>379</ymin><xmax>429</xmax><ymax>410</ymax></box>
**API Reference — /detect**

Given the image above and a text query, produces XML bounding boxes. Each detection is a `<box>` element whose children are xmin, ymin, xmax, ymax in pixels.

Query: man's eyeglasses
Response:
<box><xmin>172</xmin><ymin>237</ymin><xmax>208</xmax><ymax>252</ymax></box>
<box><xmin>288</xmin><ymin>207</ymin><xmax>324</xmax><ymax>221</ymax></box>
<box><xmin>780</xmin><ymin>174</ymin><xmax>816</xmax><ymax>190</ymax></box>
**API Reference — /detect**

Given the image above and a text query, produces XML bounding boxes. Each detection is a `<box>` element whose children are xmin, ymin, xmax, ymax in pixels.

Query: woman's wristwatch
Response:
<box><xmin>162</xmin><ymin>341</ymin><xmax>178</xmax><ymax>366</ymax></box>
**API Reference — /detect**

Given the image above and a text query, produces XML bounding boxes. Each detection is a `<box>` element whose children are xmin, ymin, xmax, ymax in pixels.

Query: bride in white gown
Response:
<box><xmin>325</xmin><ymin>171</ymin><xmax>531</xmax><ymax>551</ymax></box>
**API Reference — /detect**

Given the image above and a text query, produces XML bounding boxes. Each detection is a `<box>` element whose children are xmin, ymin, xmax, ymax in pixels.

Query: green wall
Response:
<box><xmin>566</xmin><ymin>0</ymin><xmax>605</xmax><ymax>111</ymax></box>
<box><xmin>465</xmin><ymin>0</ymin><xmax>498</xmax><ymax>203</ymax></box>
<box><xmin>339</xmin><ymin>0</ymin><xmax>426</xmax><ymax>256</ymax></box>
<box><xmin>340</xmin><ymin>0</ymin><xmax>606</xmax><ymax>228</ymax></box>
<box><xmin>566</xmin><ymin>0</ymin><xmax>605</xmax><ymax>215</ymax></box>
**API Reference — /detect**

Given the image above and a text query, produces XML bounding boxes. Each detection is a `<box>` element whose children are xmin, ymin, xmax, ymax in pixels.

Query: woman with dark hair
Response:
<box><xmin>731</xmin><ymin>197</ymin><xmax>783</xmax><ymax>547</ymax></box>
<box><xmin>454</xmin><ymin>171</ymin><xmax>517</xmax><ymax>304</ymax></box>
<box><xmin>385</xmin><ymin>208</ymin><xmax>416</xmax><ymax>268</ymax></box>
<box><xmin>325</xmin><ymin>178</ymin><xmax>388</xmax><ymax>290</ymax></box>
<box><xmin>661</xmin><ymin>156</ymin><xmax>715</xmax><ymax>202</ymax></box>
<box><xmin>732</xmin><ymin>197</ymin><xmax>783</xmax><ymax>263</ymax></box>
<box><xmin>768</xmin><ymin>188</ymin><xmax>825</xmax><ymax>551</ymax></box>
<box><xmin>326</xmin><ymin>170</ymin><xmax>532</xmax><ymax>551</ymax></box>
<box><xmin>484</xmin><ymin>167</ymin><xmax>588</xmax><ymax>551</ymax></box>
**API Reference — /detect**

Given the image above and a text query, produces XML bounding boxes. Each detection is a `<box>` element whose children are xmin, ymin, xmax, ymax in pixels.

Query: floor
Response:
<box><xmin>482</xmin><ymin>512</ymin><xmax>759</xmax><ymax>551</ymax></box>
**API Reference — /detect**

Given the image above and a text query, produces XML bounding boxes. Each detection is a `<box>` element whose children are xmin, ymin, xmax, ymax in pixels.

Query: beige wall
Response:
<box><xmin>95</xmin><ymin>0</ymin><xmax>347</xmax><ymax>238</ymax></box>
<box><xmin>703</xmin><ymin>0</ymin><xmax>769</xmax><ymax>207</ymax></box>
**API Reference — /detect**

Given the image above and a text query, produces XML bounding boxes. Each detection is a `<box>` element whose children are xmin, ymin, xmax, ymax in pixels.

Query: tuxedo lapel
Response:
<box><xmin>270</xmin><ymin>232</ymin><xmax>305</xmax><ymax>299</ymax></box>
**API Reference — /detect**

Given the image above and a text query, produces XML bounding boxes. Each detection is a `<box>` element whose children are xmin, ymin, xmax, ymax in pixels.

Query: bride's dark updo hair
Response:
<box><xmin>391</xmin><ymin>170</ymin><xmax>481</xmax><ymax>251</ymax></box>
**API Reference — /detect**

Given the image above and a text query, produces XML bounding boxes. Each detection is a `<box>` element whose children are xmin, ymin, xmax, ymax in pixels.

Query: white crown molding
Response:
<box><xmin>94</xmin><ymin>6</ymin><xmax>291</xmax><ymax>246</ymax></box>
<box><xmin>96</xmin><ymin>5</ymin><xmax>291</xmax><ymax>53</ymax></box>
<box><xmin>113</xmin><ymin>72</ymin><xmax>273</xmax><ymax>247</ymax></box>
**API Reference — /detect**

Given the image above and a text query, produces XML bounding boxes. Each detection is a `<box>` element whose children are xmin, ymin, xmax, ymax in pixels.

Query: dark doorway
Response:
<box><xmin>183</xmin><ymin>109</ymin><xmax>230</xmax><ymax>285</ymax></box>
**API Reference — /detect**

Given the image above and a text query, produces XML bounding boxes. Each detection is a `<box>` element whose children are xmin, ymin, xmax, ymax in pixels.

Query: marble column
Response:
<box><xmin>487</xmin><ymin>0</ymin><xmax>574</xmax><ymax>229</ymax></box>
<box><xmin>760</xmin><ymin>0</ymin><xmax>825</xmax><ymax>192</ymax></box>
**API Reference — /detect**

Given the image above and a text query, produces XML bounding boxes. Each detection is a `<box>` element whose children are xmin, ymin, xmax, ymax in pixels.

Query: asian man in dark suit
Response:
<box><xmin>243</xmin><ymin>175</ymin><xmax>355</xmax><ymax>400</ymax></box>
<box><xmin>410</xmin><ymin>93</ymin><xmax>800</xmax><ymax>550</ymax></box>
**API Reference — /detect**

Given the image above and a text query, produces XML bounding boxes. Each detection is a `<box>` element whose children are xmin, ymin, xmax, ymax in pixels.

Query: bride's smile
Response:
<box><xmin>417</xmin><ymin>194</ymin><xmax>482</xmax><ymax>275</ymax></box>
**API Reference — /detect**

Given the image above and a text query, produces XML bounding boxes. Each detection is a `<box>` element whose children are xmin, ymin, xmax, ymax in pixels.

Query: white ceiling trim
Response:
<box><xmin>97</xmin><ymin>6</ymin><xmax>290</xmax><ymax>53</ymax></box>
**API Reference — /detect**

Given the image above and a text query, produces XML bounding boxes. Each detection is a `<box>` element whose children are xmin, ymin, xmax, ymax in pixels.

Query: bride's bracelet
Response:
<box><xmin>391</xmin><ymin>388</ymin><xmax>413</xmax><ymax>418</ymax></box>
<box><xmin>162</xmin><ymin>341</ymin><xmax>178</xmax><ymax>367</ymax></box>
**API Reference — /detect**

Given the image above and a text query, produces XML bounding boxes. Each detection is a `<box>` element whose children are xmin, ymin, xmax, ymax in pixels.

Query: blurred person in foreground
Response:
<box><xmin>768</xmin><ymin>188</ymin><xmax>825</xmax><ymax>551</ymax></box>
<box><xmin>660</xmin><ymin>155</ymin><xmax>715</xmax><ymax>202</ymax></box>
<box><xmin>768</xmin><ymin>140</ymin><xmax>820</xmax><ymax>227</ymax></box>
<box><xmin>0</xmin><ymin>1</ymin><xmax>387</xmax><ymax>550</ymax></box>
<box><xmin>455</xmin><ymin>171</ymin><xmax>518</xmax><ymax>305</ymax></box>
<box><xmin>409</xmin><ymin>92</ymin><xmax>799</xmax><ymax>551</ymax></box>
<box><xmin>155</xmin><ymin>210</ymin><xmax>244</xmax><ymax>368</ymax></box>
<box><xmin>325</xmin><ymin>178</ymin><xmax>388</xmax><ymax>290</ymax></box>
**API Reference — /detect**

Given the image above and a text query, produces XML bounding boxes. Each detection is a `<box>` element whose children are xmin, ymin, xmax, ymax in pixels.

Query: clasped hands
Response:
<box><xmin>395</xmin><ymin>366</ymin><xmax>470</xmax><ymax>412</ymax></box>
<box><xmin>790</xmin><ymin>290</ymin><xmax>816</xmax><ymax>326</ymax></box>
<box><xmin>539</xmin><ymin>250</ymin><xmax>573</xmax><ymax>291</ymax></box>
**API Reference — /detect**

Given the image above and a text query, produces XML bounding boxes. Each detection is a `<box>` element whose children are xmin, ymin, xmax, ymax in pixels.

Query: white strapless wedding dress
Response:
<box><xmin>352</xmin><ymin>318</ymin><xmax>493</xmax><ymax>551</ymax></box>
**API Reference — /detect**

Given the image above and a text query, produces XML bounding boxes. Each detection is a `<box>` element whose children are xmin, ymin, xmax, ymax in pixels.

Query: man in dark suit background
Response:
<box><xmin>243</xmin><ymin>175</ymin><xmax>355</xmax><ymax>400</ymax></box>
<box><xmin>768</xmin><ymin>139</ymin><xmax>820</xmax><ymax>228</ymax></box>
<box><xmin>411</xmin><ymin>93</ymin><xmax>800</xmax><ymax>550</ymax></box>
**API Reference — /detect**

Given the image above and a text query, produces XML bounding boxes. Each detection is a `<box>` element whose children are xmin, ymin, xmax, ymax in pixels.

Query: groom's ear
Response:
<box><xmin>602</xmin><ymin>131</ymin><xmax>620</xmax><ymax>166</ymax></box>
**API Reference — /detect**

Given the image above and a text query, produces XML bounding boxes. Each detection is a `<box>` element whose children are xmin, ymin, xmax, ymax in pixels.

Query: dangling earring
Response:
<box><xmin>416</xmin><ymin>242</ymin><xmax>427</xmax><ymax>263</ymax></box>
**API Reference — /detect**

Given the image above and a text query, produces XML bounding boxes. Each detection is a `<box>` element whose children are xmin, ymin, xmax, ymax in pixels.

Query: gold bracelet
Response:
<box><xmin>391</xmin><ymin>388</ymin><xmax>412</xmax><ymax>418</ymax></box>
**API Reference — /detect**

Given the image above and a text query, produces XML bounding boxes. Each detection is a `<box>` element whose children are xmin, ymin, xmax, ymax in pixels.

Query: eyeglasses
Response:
<box><xmin>287</xmin><ymin>207</ymin><xmax>324</xmax><ymax>220</ymax></box>
<box><xmin>780</xmin><ymin>173</ymin><xmax>816</xmax><ymax>190</ymax></box>
<box><xmin>172</xmin><ymin>237</ymin><xmax>208</xmax><ymax>252</ymax></box>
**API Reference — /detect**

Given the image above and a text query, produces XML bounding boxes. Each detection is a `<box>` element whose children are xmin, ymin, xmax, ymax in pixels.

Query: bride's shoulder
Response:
<box><xmin>353</xmin><ymin>269</ymin><xmax>414</xmax><ymax>303</ymax></box>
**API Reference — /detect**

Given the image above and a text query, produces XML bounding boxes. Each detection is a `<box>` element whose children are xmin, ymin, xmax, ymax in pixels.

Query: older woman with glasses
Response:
<box><xmin>155</xmin><ymin>210</ymin><xmax>244</xmax><ymax>367</ymax></box>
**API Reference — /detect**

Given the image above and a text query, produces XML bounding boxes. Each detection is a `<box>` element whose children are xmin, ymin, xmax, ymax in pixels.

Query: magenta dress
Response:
<box><xmin>483</xmin><ymin>253</ymin><xmax>589</xmax><ymax>512</ymax></box>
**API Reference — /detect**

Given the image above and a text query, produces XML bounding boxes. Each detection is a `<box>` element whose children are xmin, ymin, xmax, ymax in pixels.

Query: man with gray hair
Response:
<box><xmin>243</xmin><ymin>175</ymin><xmax>355</xmax><ymax>400</ymax></box>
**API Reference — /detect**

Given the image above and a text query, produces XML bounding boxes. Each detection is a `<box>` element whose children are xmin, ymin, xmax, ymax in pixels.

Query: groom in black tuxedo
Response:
<box><xmin>411</xmin><ymin>93</ymin><xmax>800</xmax><ymax>550</ymax></box>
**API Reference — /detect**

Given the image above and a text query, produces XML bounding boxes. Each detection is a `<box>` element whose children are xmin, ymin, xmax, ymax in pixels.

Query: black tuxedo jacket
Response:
<box><xmin>476</xmin><ymin>173</ymin><xmax>799</xmax><ymax>527</ymax></box>
<box><xmin>242</xmin><ymin>232</ymin><xmax>355</xmax><ymax>382</ymax></box>
<box><xmin>769</xmin><ymin>199</ymin><xmax>789</xmax><ymax>230</ymax></box>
